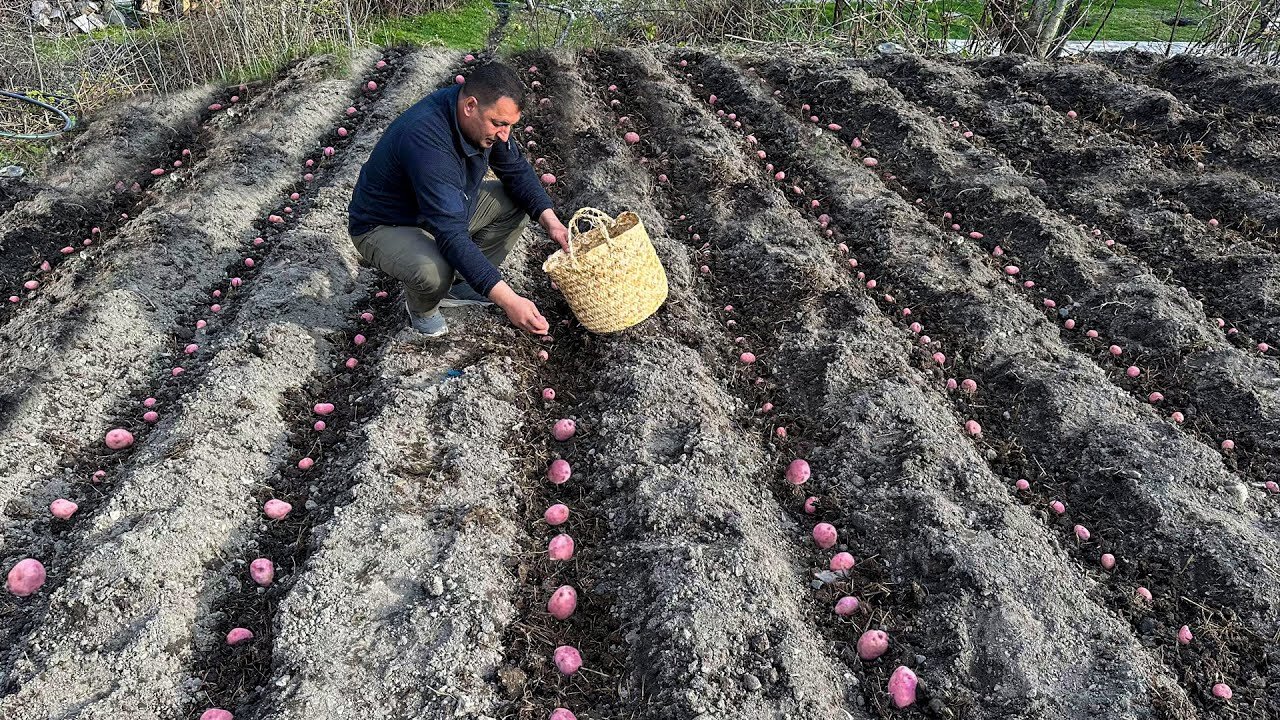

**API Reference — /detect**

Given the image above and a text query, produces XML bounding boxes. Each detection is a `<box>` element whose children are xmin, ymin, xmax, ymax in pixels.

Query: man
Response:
<box><xmin>347</xmin><ymin>62</ymin><xmax>570</xmax><ymax>338</ymax></box>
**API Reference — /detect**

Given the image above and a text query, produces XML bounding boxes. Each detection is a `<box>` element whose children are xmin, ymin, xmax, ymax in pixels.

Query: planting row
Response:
<box><xmin>679</xmin><ymin>49</ymin><xmax>1280</xmax><ymax>713</ymax></box>
<box><xmin>0</xmin><ymin>48</ymin><xmax>453</xmax><ymax>718</ymax></box>
<box><xmin>756</xmin><ymin>55</ymin><xmax>1280</xmax><ymax>494</ymax></box>
<box><xmin>0</xmin><ymin>75</ymin><xmax>274</xmax><ymax>325</ymax></box>
<box><xmin>861</xmin><ymin>52</ymin><xmax>1280</xmax><ymax>360</ymax></box>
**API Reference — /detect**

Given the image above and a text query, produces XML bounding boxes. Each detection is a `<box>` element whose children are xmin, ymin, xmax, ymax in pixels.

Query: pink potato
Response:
<box><xmin>1136</xmin><ymin>586</ymin><xmax>1152</xmax><ymax>602</ymax></box>
<box><xmin>813</xmin><ymin>523</ymin><xmax>837</xmax><ymax>549</ymax></box>
<box><xmin>857</xmin><ymin>629</ymin><xmax>889</xmax><ymax>660</ymax></box>
<box><xmin>1212</xmin><ymin>683</ymin><xmax>1232</xmax><ymax>700</ymax></box>
<box><xmin>200</xmin><ymin>710</ymin><xmax>233</xmax><ymax>720</ymax></box>
<box><xmin>804</xmin><ymin>496</ymin><xmax>819</xmax><ymax>514</ymax></box>
<box><xmin>550</xmin><ymin>709</ymin><xmax>577</xmax><ymax>720</ymax></box>
<box><xmin>624</xmin><ymin>131</ymin><xmax>640</xmax><ymax>144</ymax></box>
<box><xmin>862</xmin><ymin>157</ymin><xmax>878</xmax><ymax>167</ymax></box>
<box><xmin>226</xmin><ymin>627</ymin><xmax>254</xmax><ymax>645</ymax></box>
<box><xmin>250</xmin><ymin>558</ymin><xmax>275</xmax><ymax>587</ymax></box>
<box><xmin>553</xmin><ymin>645</ymin><xmax>582</xmax><ymax>675</ymax></box>
<box><xmin>964</xmin><ymin>420</ymin><xmax>982</xmax><ymax>436</ymax></box>
<box><xmin>542</xmin><ymin>388</ymin><xmax>556</xmax><ymax>401</ymax></box>
<box><xmin>264</xmin><ymin>499</ymin><xmax>292</xmax><ymax>520</ymax></box>
<box><xmin>1177</xmin><ymin>625</ymin><xmax>1193</xmax><ymax>645</ymax></box>
<box><xmin>830</xmin><ymin>552</ymin><xmax>855</xmax><ymax>572</ymax></box>
<box><xmin>1221</xmin><ymin>439</ymin><xmax>1235</xmax><ymax>451</ymax></box>
<box><xmin>786</xmin><ymin>459</ymin><xmax>810</xmax><ymax>485</ymax></box>
<box><xmin>298</xmin><ymin>457</ymin><xmax>315</xmax><ymax>470</ymax></box>
<box><xmin>888</xmin><ymin>666</ymin><xmax>918</xmax><ymax>708</ymax></box>
<box><xmin>544</xmin><ymin>503</ymin><xmax>570</xmax><ymax>525</ymax></box>
<box><xmin>144</xmin><ymin>411</ymin><xmax>159</xmax><ymax>423</ymax></box>
<box><xmin>548</xmin><ymin>534</ymin><xmax>575</xmax><ymax>561</ymax></box>
<box><xmin>740</xmin><ymin>352</ymin><xmax>756</xmax><ymax>364</ymax></box>
<box><xmin>366</xmin><ymin>81</ymin><xmax>378</xmax><ymax>91</ymax></box>
<box><xmin>1101</xmin><ymin>553</ymin><xmax>1116</xmax><ymax>570</ymax></box>
<box><xmin>553</xmin><ymin>418</ymin><xmax>576</xmax><ymax>441</ymax></box>
<box><xmin>314</xmin><ymin>402</ymin><xmax>335</xmax><ymax>415</ymax></box>
<box><xmin>548</xmin><ymin>585</ymin><xmax>577</xmax><ymax>620</ymax></box>
<box><xmin>105</xmin><ymin>428</ymin><xmax>134</xmax><ymax>450</ymax></box>
<box><xmin>547</xmin><ymin>459</ymin><xmax>572</xmax><ymax>484</ymax></box>
<box><xmin>7</xmin><ymin>558</ymin><xmax>46</xmax><ymax>597</ymax></box>
<box><xmin>960</xmin><ymin>379</ymin><xmax>977</xmax><ymax>393</ymax></box>
<box><xmin>1015</xmin><ymin>479</ymin><xmax>1030</xmax><ymax>491</ymax></box>
<box><xmin>1050</xmin><ymin>500</ymin><xmax>1066</xmax><ymax>515</ymax></box>
<box><xmin>834</xmin><ymin>596</ymin><xmax>860</xmax><ymax>616</ymax></box>
<box><xmin>1074</xmin><ymin>524</ymin><xmax>1090</xmax><ymax>541</ymax></box>
<box><xmin>541</xmin><ymin>173</ymin><xmax>556</xmax><ymax>185</ymax></box>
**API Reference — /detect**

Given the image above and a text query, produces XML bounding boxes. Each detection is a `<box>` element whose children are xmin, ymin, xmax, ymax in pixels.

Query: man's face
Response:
<box><xmin>459</xmin><ymin>94</ymin><xmax>521</xmax><ymax>149</ymax></box>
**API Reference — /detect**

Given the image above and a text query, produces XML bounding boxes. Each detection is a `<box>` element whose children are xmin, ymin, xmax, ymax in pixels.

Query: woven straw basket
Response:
<box><xmin>542</xmin><ymin>207</ymin><xmax>668</xmax><ymax>334</ymax></box>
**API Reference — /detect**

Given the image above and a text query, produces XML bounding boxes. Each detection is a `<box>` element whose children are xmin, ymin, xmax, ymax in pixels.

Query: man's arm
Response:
<box><xmin>401</xmin><ymin>125</ymin><xmax>504</xmax><ymax>296</ymax></box>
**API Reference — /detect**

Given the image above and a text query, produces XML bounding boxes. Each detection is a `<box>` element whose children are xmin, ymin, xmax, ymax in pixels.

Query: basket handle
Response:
<box><xmin>566</xmin><ymin>206</ymin><xmax>616</xmax><ymax>269</ymax></box>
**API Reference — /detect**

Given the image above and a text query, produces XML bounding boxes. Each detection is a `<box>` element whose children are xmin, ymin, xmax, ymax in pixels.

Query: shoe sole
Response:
<box><xmin>439</xmin><ymin>298</ymin><xmax>494</xmax><ymax>308</ymax></box>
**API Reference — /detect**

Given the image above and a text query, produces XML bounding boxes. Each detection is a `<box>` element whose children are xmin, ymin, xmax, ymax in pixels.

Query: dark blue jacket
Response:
<box><xmin>348</xmin><ymin>84</ymin><xmax>554</xmax><ymax>296</ymax></box>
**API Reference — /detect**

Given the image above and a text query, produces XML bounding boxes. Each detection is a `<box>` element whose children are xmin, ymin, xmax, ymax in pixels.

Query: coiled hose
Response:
<box><xmin>0</xmin><ymin>90</ymin><xmax>78</xmax><ymax>140</ymax></box>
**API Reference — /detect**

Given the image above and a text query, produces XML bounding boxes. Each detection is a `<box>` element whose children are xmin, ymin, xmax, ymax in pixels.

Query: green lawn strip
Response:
<box><xmin>363</xmin><ymin>0</ymin><xmax>497</xmax><ymax>48</ymax></box>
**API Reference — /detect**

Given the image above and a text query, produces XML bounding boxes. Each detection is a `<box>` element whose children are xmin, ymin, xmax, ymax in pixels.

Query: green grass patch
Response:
<box><xmin>0</xmin><ymin>140</ymin><xmax>51</xmax><ymax>174</ymax></box>
<box><xmin>364</xmin><ymin>0</ymin><xmax>496</xmax><ymax>48</ymax></box>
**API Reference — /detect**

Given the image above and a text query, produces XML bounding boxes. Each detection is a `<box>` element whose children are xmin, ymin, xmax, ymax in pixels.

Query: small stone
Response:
<box><xmin>742</xmin><ymin>673</ymin><xmax>762</xmax><ymax>691</ymax></box>
<box><xmin>429</xmin><ymin>576</ymin><xmax>445</xmax><ymax>597</ymax></box>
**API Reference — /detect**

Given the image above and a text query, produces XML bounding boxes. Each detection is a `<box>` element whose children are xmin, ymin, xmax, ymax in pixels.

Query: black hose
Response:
<box><xmin>0</xmin><ymin>90</ymin><xmax>78</xmax><ymax>140</ymax></box>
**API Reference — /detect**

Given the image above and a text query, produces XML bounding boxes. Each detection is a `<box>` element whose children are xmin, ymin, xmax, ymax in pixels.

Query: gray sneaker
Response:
<box><xmin>407</xmin><ymin>302</ymin><xmax>448</xmax><ymax>337</ymax></box>
<box><xmin>438</xmin><ymin>282</ymin><xmax>494</xmax><ymax>307</ymax></box>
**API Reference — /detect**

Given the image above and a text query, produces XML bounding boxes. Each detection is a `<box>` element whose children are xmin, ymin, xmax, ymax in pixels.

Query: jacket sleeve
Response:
<box><xmin>489</xmin><ymin>133</ymin><xmax>556</xmax><ymax>222</ymax></box>
<box><xmin>400</xmin><ymin>124</ymin><xmax>504</xmax><ymax>296</ymax></box>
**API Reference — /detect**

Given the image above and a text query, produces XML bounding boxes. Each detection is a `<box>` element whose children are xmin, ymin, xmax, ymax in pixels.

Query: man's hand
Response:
<box><xmin>488</xmin><ymin>281</ymin><xmax>550</xmax><ymax>335</ymax></box>
<box><xmin>539</xmin><ymin>208</ymin><xmax>570</xmax><ymax>253</ymax></box>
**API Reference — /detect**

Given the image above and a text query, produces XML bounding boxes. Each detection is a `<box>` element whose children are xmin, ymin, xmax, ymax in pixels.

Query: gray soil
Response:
<box><xmin>4</xmin><ymin>41</ymin><xmax>1280</xmax><ymax>720</ymax></box>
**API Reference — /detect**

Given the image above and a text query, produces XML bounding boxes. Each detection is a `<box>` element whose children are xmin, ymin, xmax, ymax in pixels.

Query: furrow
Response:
<box><xmin>1091</xmin><ymin>51</ymin><xmax>1280</xmax><ymax>124</ymax></box>
<box><xmin>0</xmin><ymin>50</ymin><xmax>385</xmax><ymax>534</ymax></box>
<box><xmin>603</xmin><ymin>47</ymin><xmax>1197</xmax><ymax>719</ymax></box>
<box><xmin>966</xmin><ymin>54</ymin><xmax>1280</xmax><ymax>194</ymax></box>
<box><xmin>687</xmin><ymin>49</ymin><xmax>1280</xmax><ymax>714</ymax></box>
<box><xmin>0</xmin><ymin>71</ymin><xmax>279</xmax><ymax>324</ymax></box>
<box><xmin>860</xmin><ymin>53</ymin><xmax>1280</xmax><ymax>386</ymax></box>
<box><xmin>177</xmin><ymin>48</ymin><xmax>467</xmax><ymax>720</ymax></box>
<box><xmin>0</xmin><ymin>47</ymin><xmax>415</xmax><ymax>697</ymax></box>
<box><xmin>756</xmin><ymin>56</ymin><xmax>1280</xmax><ymax>493</ymax></box>
<box><xmin>524</xmin><ymin>49</ymin><xmax>858</xmax><ymax>719</ymax></box>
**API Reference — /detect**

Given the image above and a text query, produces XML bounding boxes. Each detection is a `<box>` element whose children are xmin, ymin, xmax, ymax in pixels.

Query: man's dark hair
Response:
<box><xmin>464</xmin><ymin>62</ymin><xmax>527</xmax><ymax>109</ymax></box>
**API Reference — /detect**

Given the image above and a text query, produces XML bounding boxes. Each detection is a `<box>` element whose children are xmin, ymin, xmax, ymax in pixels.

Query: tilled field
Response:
<box><xmin>2</xmin><ymin>44</ymin><xmax>1279</xmax><ymax>720</ymax></box>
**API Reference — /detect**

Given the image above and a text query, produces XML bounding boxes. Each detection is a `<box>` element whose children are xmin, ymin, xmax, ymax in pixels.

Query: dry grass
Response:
<box><xmin>0</xmin><ymin>0</ymin><xmax>457</xmax><ymax>108</ymax></box>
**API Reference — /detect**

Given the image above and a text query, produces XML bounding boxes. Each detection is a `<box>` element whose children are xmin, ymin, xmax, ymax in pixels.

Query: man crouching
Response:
<box><xmin>347</xmin><ymin>61</ymin><xmax>569</xmax><ymax>338</ymax></box>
